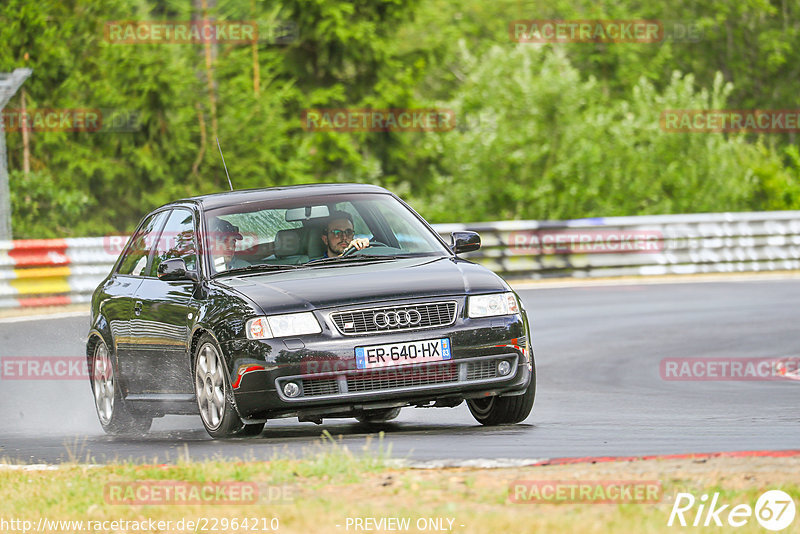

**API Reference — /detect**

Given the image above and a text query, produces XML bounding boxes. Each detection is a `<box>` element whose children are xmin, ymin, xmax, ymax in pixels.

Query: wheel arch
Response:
<box><xmin>190</xmin><ymin>323</ymin><xmax>241</xmax><ymax>371</ymax></box>
<box><xmin>86</xmin><ymin>327</ymin><xmax>113</xmax><ymax>388</ymax></box>
<box><xmin>189</xmin><ymin>326</ymin><xmax>234</xmax><ymax>391</ymax></box>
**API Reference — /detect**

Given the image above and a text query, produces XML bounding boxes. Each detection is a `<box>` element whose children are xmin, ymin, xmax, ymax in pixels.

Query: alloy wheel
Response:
<box><xmin>195</xmin><ymin>342</ymin><xmax>227</xmax><ymax>430</ymax></box>
<box><xmin>92</xmin><ymin>342</ymin><xmax>115</xmax><ymax>425</ymax></box>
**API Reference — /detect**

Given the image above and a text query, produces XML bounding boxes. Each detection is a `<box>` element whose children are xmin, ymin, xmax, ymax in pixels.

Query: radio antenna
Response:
<box><xmin>216</xmin><ymin>137</ymin><xmax>234</xmax><ymax>191</ymax></box>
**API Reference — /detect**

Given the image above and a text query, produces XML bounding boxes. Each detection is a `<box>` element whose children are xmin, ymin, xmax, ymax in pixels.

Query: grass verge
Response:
<box><xmin>1</xmin><ymin>438</ymin><xmax>798</xmax><ymax>533</ymax></box>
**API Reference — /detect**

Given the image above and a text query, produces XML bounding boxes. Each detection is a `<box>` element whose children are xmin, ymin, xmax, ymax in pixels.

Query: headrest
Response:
<box><xmin>274</xmin><ymin>228</ymin><xmax>304</xmax><ymax>258</ymax></box>
<box><xmin>305</xmin><ymin>221</ymin><xmax>327</xmax><ymax>259</ymax></box>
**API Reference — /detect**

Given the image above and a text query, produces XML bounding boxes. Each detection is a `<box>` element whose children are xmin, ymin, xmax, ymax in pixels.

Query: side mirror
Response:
<box><xmin>451</xmin><ymin>231</ymin><xmax>481</xmax><ymax>254</ymax></box>
<box><xmin>157</xmin><ymin>258</ymin><xmax>199</xmax><ymax>282</ymax></box>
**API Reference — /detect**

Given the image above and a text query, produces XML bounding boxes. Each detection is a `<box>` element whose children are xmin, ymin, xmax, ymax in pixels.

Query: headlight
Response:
<box><xmin>468</xmin><ymin>292</ymin><xmax>520</xmax><ymax>318</ymax></box>
<box><xmin>246</xmin><ymin>312</ymin><xmax>321</xmax><ymax>339</ymax></box>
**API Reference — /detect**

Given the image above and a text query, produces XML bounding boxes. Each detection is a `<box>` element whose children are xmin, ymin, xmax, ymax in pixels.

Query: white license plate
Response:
<box><xmin>355</xmin><ymin>338</ymin><xmax>451</xmax><ymax>370</ymax></box>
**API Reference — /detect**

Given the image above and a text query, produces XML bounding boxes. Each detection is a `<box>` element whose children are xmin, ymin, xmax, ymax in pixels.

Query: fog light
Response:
<box><xmin>283</xmin><ymin>381</ymin><xmax>301</xmax><ymax>398</ymax></box>
<box><xmin>497</xmin><ymin>360</ymin><xmax>511</xmax><ymax>376</ymax></box>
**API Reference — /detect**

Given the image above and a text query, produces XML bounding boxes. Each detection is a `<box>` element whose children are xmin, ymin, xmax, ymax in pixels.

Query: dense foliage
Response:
<box><xmin>2</xmin><ymin>0</ymin><xmax>799</xmax><ymax>237</ymax></box>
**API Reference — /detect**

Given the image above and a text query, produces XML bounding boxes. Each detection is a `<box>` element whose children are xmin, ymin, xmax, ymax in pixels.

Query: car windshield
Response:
<box><xmin>203</xmin><ymin>192</ymin><xmax>450</xmax><ymax>275</ymax></box>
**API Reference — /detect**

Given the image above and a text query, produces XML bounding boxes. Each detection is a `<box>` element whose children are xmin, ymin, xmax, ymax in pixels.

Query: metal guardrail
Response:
<box><xmin>0</xmin><ymin>237</ymin><xmax>114</xmax><ymax>308</ymax></box>
<box><xmin>443</xmin><ymin>211</ymin><xmax>800</xmax><ymax>279</ymax></box>
<box><xmin>2</xmin><ymin>210</ymin><xmax>800</xmax><ymax>308</ymax></box>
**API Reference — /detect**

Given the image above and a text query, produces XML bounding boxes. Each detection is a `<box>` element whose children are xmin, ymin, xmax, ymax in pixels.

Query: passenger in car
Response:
<box><xmin>209</xmin><ymin>217</ymin><xmax>250</xmax><ymax>272</ymax></box>
<box><xmin>319</xmin><ymin>210</ymin><xmax>370</xmax><ymax>258</ymax></box>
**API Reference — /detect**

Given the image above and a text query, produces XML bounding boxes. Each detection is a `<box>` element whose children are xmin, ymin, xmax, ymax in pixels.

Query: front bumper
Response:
<box><xmin>221</xmin><ymin>302</ymin><xmax>533</xmax><ymax>421</ymax></box>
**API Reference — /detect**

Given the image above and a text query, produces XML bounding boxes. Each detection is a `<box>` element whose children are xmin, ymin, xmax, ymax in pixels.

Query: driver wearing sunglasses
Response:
<box><xmin>320</xmin><ymin>210</ymin><xmax>370</xmax><ymax>258</ymax></box>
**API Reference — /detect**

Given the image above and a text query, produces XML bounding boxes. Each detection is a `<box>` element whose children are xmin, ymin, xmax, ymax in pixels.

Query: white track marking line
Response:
<box><xmin>0</xmin><ymin>311</ymin><xmax>89</xmax><ymax>324</ymax></box>
<box><xmin>511</xmin><ymin>272</ymin><xmax>800</xmax><ymax>290</ymax></box>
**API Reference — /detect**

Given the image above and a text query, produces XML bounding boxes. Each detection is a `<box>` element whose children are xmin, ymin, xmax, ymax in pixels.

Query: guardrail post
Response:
<box><xmin>0</xmin><ymin>68</ymin><xmax>33</xmax><ymax>241</ymax></box>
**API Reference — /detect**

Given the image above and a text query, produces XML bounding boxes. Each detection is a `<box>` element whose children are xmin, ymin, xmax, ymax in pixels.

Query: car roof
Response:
<box><xmin>169</xmin><ymin>183</ymin><xmax>391</xmax><ymax>211</ymax></box>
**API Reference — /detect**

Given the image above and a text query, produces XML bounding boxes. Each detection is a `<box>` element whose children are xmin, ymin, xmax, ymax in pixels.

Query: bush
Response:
<box><xmin>410</xmin><ymin>43</ymin><xmax>800</xmax><ymax>223</ymax></box>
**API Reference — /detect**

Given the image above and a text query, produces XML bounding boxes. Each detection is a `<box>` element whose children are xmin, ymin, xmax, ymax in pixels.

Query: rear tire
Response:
<box><xmin>356</xmin><ymin>407</ymin><xmax>401</xmax><ymax>424</ymax></box>
<box><xmin>91</xmin><ymin>338</ymin><xmax>152</xmax><ymax>436</ymax></box>
<box><xmin>194</xmin><ymin>334</ymin><xmax>261</xmax><ymax>438</ymax></box>
<box><xmin>467</xmin><ymin>366</ymin><xmax>536</xmax><ymax>426</ymax></box>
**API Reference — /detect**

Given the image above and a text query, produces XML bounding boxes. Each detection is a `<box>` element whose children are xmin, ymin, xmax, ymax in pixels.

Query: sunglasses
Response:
<box><xmin>328</xmin><ymin>229</ymin><xmax>355</xmax><ymax>239</ymax></box>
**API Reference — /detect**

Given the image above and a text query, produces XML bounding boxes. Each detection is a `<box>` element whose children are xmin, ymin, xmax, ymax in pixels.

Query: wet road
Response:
<box><xmin>1</xmin><ymin>279</ymin><xmax>797</xmax><ymax>464</ymax></box>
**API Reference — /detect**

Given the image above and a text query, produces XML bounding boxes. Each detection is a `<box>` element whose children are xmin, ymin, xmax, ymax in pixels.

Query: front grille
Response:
<box><xmin>330</xmin><ymin>301</ymin><xmax>457</xmax><ymax>335</ymax></box>
<box><xmin>346</xmin><ymin>363</ymin><xmax>458</xmax><ymax>392</ymax></box>
<box><xmin>465</xmin><ymin>360</ymin><xmax>500</xmax><ymax>381</ymax></box>
<box><xmin>301</xmin><ymin>378</ymin><xmax>338</xmax><ymax>397</ymax></box>
<box><xmin>277</xmin><ymin>354</ymin><xmax>518</xmax><ymax>401</ymax></box>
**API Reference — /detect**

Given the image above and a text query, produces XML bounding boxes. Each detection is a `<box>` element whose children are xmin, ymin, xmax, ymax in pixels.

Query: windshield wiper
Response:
<box><xmin>353</xmin><ymin>253</ymin><xmax>421</xmax><ymax>260</ymax></box>
<box><xmin>303</xmin><ymin>254</ymin><xmax>402</xmax><ymax>266</ymax></box>
<box><xmin>212</xmin><ymin>264</ymin><xmax>299</xmax><ymax>277</ymax></box>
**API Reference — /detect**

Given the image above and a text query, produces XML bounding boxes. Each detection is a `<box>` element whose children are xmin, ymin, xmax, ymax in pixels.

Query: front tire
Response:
<box><xmin>91</xmin><ymin>338</ymin><xmax>152</xmax><ymax>436</ymax></box>
<box><xmin>194</xmin><ymin>334</ymin><xmax>264</xmax><ymax>438</ymax></box>
<box><xmin>467</xmin><ymin>366</ymin><xmax>536</xmax><ymax>426</ymax></box>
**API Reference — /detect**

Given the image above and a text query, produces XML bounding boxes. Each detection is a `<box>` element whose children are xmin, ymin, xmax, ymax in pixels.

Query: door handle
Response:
<box><xmin>134</xmin><ymin>301</ymin><xmax>143</xmax><ymax>316</ymax></box>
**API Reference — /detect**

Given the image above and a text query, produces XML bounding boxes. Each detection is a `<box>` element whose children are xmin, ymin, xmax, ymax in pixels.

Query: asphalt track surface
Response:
<box><xmin>0</xmin><ymin>279</ymin><xmax>797</xmax><ymax>464</ymax></box>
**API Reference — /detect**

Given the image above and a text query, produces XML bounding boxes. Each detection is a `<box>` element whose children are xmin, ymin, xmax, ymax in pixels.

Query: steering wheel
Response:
<box><xmin>341</xmin><ymin>240</ymin><xmax>388</xmax><ymax>257</ymax></box>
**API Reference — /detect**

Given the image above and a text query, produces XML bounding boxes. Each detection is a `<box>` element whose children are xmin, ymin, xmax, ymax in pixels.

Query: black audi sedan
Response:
<box><xmin>87</xmin><ymin>184</ymin><xmax>535</xmax><ymax>438</ymax></box>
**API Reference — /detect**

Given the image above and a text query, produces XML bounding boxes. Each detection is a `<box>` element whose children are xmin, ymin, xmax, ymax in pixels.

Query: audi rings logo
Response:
<box><xmin>373</xmin><ymin>309</ymin><xmax>422</xmax><ymax>328</ymax></box>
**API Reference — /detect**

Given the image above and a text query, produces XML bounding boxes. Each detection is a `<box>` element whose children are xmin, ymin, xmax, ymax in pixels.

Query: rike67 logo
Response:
<box><xmin>668</xmin><ymin>490</ymin><xmax>796</xmax><ymax>531</ymax></box>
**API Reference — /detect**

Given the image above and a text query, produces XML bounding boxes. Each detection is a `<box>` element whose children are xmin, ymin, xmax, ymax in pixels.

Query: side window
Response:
<box><xmin>117</xmin><ymin>211</ymin><xmax>169</xmax><ymax>276</ymax></box>
<box><xmin>149</xmin><ymin>209</ymin><xmax>197</xmax><ymax>277</ymax></box>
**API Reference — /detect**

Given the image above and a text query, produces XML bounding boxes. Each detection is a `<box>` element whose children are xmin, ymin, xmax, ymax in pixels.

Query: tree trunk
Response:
<box><xmin>21</xmin><ymin>88</ymin><xmax>30</xmax><ymax>175</ymax></box>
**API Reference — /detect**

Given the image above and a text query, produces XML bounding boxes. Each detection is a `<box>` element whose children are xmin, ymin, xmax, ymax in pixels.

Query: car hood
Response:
<box><xmin>214</xmin><ymin>256</ymin><xmax>508</xmax><ymax>313</ymax></box>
